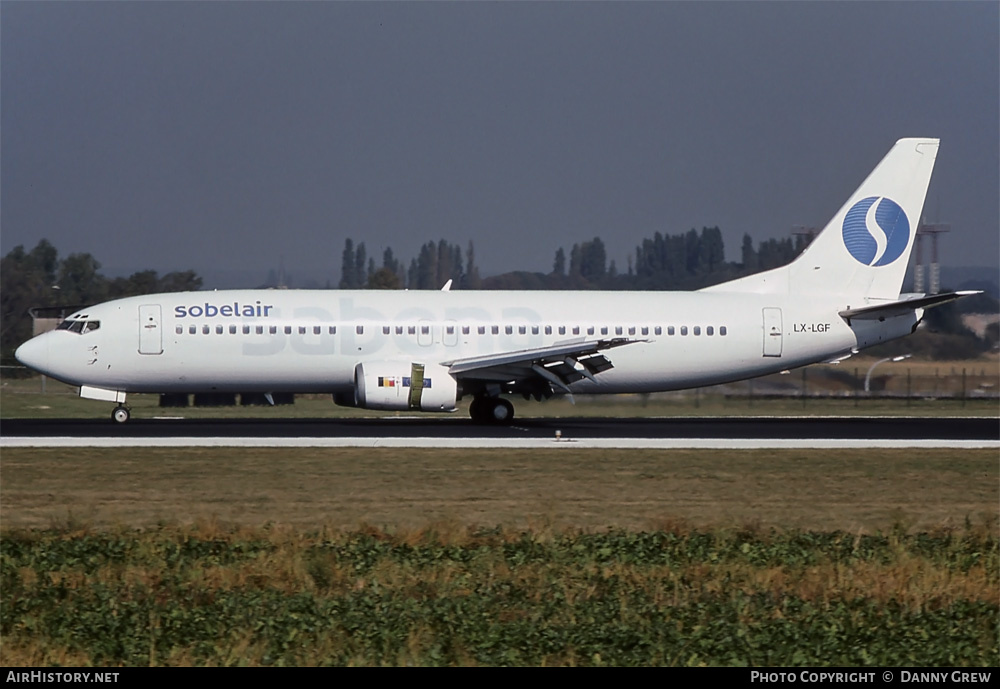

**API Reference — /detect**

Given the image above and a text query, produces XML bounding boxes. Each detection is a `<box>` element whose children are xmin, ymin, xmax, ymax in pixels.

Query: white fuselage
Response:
<box><xmin>15</xmin><ymin>288</ymin><xmax>912</xmax><ymax>399</ymax></box>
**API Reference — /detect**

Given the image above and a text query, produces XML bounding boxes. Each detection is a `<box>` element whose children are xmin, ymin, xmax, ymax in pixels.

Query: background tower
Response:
<box><xmin>916</xmin><ymin>221</ymin><xmax>951</xmax><ymax>294</ymax></box>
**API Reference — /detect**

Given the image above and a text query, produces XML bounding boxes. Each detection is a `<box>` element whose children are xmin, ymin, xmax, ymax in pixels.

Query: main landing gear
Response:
<box><xmin>111</xmin><ymin>405</ymin><xmax>131</xmax><ymax>424</ymax></box>
<box><xmin>469</xmin><ymin>396</ymin><xmax>514</xmax><ymax>425</ymax></box>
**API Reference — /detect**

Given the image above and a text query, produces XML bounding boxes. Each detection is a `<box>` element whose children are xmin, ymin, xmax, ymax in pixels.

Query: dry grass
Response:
<box><xmin>1</xmin><ymin>447</ymin><xmax>996</xmax><ymax>533</ymax></box>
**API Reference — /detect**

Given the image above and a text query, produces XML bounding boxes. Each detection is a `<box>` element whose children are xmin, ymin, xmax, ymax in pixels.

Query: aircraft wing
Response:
<box><xmin>442</xmin><ymin>338</ymin><xmax>641</xmax><ymax>392</ymax></box>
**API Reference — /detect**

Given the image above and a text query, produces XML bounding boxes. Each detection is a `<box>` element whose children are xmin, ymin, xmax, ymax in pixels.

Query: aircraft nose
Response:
<box><xmin>14</xmin><ymin>335</ymin><xmax>50</xmax><ymax>374</ymax></box>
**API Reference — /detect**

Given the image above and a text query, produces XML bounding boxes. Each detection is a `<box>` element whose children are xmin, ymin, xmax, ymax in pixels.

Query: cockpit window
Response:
<box><xmin>56</xmin><ymin>319</ymin><xmax>100</xmax><ymax>334</ymax></box>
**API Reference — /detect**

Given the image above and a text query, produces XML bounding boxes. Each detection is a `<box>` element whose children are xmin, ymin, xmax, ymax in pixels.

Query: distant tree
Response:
<box><xmin>27</xmin><ymin>239</ymin><xmax>59</xmax><ymax>285</ymax></box>
<box><xmin>367</xmin><ymin>267</ymin><xmax>402</xmax><ymax>289</ymax></box>
<box><xmin>407</xmin><ymin>258</ymin><xmax>418</xmax><ymax>289</ymax></box>
<box><xmin>415</xmin><ymin>242</ymin><xmax>437</xmax><ymax>289</ymax></box>
<box><xmin>569</xmin><ymin>244</ymin><xmax>582</xmax><ymax>278</ymax></box>
<box><xmin>553</xmin><ymin>247</ymin><xmax>566</xmax><ymax>276</ymax></box>
<box><xmin>579</xmin><ymin>237</ymin><xmax>606</xmax><ymax>281</ymax></box>
<box><xmin>354</xmin><ymin>242</ymin><xmax>367</xmax><ymax>288</ymax></box>
<box><xmin>684</xmin><ymin>229</ymin><xmax>701</xmax><ymax>274</ymax></box>
<box><xmin>382</xmin><ymin>247</ymin><xmax>400</xmax><ymax>276</ymax></box>
<box><xmin>1</xmin><ymin>243</ymin><xmax>54</xmax><ymax>355</ymax></box>
<box><xmin>159</xmin><ymin>270</ymin><xmax>202</xmax><ymax>293</ymax></box>
<box><xmin>741</xmin><ymin>233</ymin><xmax>759</xmax><ymax>273</ymax></box>
<box><xmin>464</xmin><ymin>241</ymin><xmax>482</xmax><ymax>289</ymax></box>
<box><xmin>699</xmin><ymin>227</ymin><xmax>725</xmax><ymax>274</ymax></box>
<box><xmin>339</xmin><ymin>239</ymin><xmax>356</xmax><ymax>289</ymax></box>
<box><xmin>58</xmin><ymin>253</ymin><xmax>107</xmax><ymax>305</ymax></box>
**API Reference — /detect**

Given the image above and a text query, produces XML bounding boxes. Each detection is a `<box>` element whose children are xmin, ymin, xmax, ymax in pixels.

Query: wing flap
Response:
<box><xmin>443</xmin><ymin>338</ymin><xmax>641</xmax><ymax>389</ymax></box>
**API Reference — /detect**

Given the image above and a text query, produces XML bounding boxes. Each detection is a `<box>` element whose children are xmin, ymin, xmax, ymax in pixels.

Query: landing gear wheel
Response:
<box><xmin>489</xmin><ymin>398</ymin><xmax>514</xmax><ymax>424</ymax></box>
<box><xmin>469</xmin><ymin>397</ymin><xmax>514</xmax><ymax>424</ymax></box>
<box><xmin>469</xmin><ymin>398</ymin><xmax>484</xmax><ymax>422</ymax></box>
<box><xmin>112</xmin><ymin>406</ymin><xmax>131</xmax><ymax>424</ymax></box>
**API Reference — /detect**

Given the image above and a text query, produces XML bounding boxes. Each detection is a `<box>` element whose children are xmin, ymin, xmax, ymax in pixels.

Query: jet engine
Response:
<box><xmin>354</xmin><ymin>361</ymin><xmax>458</xmax><ymax>412</ymax></box>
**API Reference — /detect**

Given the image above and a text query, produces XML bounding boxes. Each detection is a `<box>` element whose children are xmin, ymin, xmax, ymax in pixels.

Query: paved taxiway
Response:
<box><xmin>2</xmin><ymin>416</ymin><xmax>997</xmax><ymax>449</ymax></box>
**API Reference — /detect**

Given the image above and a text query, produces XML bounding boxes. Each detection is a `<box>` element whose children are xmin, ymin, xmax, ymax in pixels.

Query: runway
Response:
<box><xmin>2</xmin><ymin>416</ymin><xmax>997</xmax><ymax>449</ymax></box>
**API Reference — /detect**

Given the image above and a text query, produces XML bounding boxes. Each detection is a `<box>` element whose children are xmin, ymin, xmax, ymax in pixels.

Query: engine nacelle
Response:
<box><xmin>354</xmin><ymin>361</ymin><xmax>458</xmax><ymax>412</ymax></box>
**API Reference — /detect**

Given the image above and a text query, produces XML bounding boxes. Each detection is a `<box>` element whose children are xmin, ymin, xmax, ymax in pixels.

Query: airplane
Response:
<box><xmin>14</xmin><ymin>138</ymin><xmax>979</xmax><ymax>424</ymax></box>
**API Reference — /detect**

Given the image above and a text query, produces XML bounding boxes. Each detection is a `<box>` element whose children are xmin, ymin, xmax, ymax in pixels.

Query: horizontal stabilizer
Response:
<box><xmin>839</xmin><ymin>290</ymin><xmax>981</xmax><ymax>321</ymax></box>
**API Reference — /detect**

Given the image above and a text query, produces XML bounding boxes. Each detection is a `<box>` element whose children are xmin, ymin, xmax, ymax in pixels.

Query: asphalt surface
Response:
<box><xmin>2</xmin><ymin>416</ymin><xmax>997</xmax><ymax>441</ymax></box>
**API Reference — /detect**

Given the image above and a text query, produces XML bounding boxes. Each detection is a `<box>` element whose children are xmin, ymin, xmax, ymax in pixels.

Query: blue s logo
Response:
<box><xmin>842</xmin><ymin>196</ymin><xmax>910</xmax><ymax>266</ymax></box>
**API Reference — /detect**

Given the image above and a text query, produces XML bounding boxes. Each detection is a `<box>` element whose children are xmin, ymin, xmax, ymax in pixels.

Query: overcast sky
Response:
<box><xmin>2</xmin><ymin>1</ymin><xmax>997</xmax><ymax>288</ymax></box>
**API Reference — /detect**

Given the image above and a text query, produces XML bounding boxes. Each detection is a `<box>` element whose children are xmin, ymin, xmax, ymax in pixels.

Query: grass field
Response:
<box><xmin>2</xmin><ymin>448</ymin><xmax>997</xmax><ymax>666</ymax></box>
<box><xmin>2</xmin><ymin>447</ymin><xmax>996</xmax><ymax>532</ymax></box>
<box><xmin>2</xmin><ymin>522</ymin><xmax>996</xmax><ymax>666</ymax></box>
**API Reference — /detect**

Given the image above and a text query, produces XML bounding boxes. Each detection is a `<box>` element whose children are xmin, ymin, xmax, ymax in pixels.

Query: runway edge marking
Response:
<box><xmin>2</xmin><ymin>437</ymin><xmax>997</xmax><ymax>449</ymax></box>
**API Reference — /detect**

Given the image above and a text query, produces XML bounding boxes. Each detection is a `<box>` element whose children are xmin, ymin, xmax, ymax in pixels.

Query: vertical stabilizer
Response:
<box><xmin>706</xmin><ymin>138</ymin><xmax>939</xmax><ymax>301</ymax></box>
<box><xmin>788</xmin><ymin>138</ymin><xmax>939</xmax><ymax>300</ymax></box>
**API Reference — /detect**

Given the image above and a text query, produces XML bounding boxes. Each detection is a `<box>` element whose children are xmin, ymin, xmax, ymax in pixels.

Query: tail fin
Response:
<box><xmin>708</xmin><ymin>138</ymin><xmax>939</xmax><ymax>301</ymax></box>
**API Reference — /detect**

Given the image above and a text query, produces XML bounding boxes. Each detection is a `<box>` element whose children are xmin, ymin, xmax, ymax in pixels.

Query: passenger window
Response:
<box><xmin>255</xmin><ymin>325</ymin><xmax>264</xmax><ymax>335</ymax></box>
<box><xmin>284</xmin><ymin>326</ymin><xmax>292</xmax><ymax>335</ymax></box>
<box><xmin>447</xmin><ymin>326</ymin><xmax>455</xmax><ymax>335</ymax></box>
<box><xmin>299</xmin><ymin>326</ymin><xmax>306</xmax><ymax>335</ymax></box>
<box><xmin>383</xmin><ymin>326</ymin><xmax>390</xmax><ymax>335</ymax></box>
<box><xmin>720</xmin><ymin>326</ymin><xmax>728</xmax><ymax>336</ymax></box>
<box><xmin>665</xmin><ymin>326</ymin><xmax>673</xmax><ymax>336</ymax></box>
<box><xmin>314</xmin><ymin>326</ymin><xmax>321</xmax><ymax>335</ymax></box>
<box><xmin>627</xmin><ymin>327</ymin><xmax>634</xmax><ymax>335</ymax></box>
<box><xmin>330</xmin><ymin>326</ymin><xmax>337</xmax><ymax>335</ymax></box>
<box><xmin>269</xmin><ymin>326</ymin><xmax>277</xmax><ymax>335</ymax></box>
<box><xmin>572</xmin><ymin>327</ymin><xmax>580</xmax><ymax>335</ymax></box>
<box><xmin>518</xmin><ymin>326</ymin><xmax>526</xmax><ymax>335</ymax></box>
<box><xmin>408</xmin><ymin>326</ymin><xmax>416</xmax><ymax>335</ymax></box>
<box><xmin>616</xmin><ymin>327</ymin><xmax>623</xmax><ymax>335</ymax></box>
<box><xmin>243</xmin><ymin>325</ymin><xmax>250</xmax><ymax>335</ymax></box>
<box><xmin>531</xmin><ymin>326</ymin><xmax>539</xmax><ymax>335</ymax></box>
<box><xmin>600</xmin><ymin>327</ymin><xmax>608</xmax><ymax>335</ymax></box>
<box><xmin>230</xmin><ymin>325</ymin><xmax>237</xmax><ymax>334</ymax></box>
<box><xmin>462</xmin><ymin>326</ymin><xmax>470</xmax><ymax>335</ymax></box>
<box><xmin>587</xmin><ymin>327</ymin><xmax>595</xmax><ymax>335</ymax></box>
<box><xmin>505</xmin><ymin>325</ymin><xmax>513</xmax><ymax>335</ymax></box>
<box><xmin>545</xmin><ymin>326</ymin><xmax>552</xmax><ymax>335</ymax></box>
<box><xmin>706</xmin><ymin>326</ymin><xmax>714</xmax><ymax>336</ymax></box>
<box><xmin>176</xmin><ymin>326</ymin><xmax>183</xmax><ymax>335</ymax></box>
<box><xmin>641</xmin><ymin>327</ymin><xmax>648</xmax><ymax>336</ymax></box>
<box><xmin>421</xmin><ymin>325</ymin><xmax>429</xmax><ymax>335</ymax></box>
<box><xmin>492</xmin><ymin>326</ymin><xmax>499</xmax><ymax>335</ymax></box>
<box><xmin>216</xmin><ymin>325</ymin><xmax>224</xmax><ymax>335</ymax></box>
<box><xmin>202</xmin><ymin>325</ymin><xmax>209</xmax><ymax>335</ymax></box>
<box><xmin>478</xmin><ymin>326</ymin><xmax>486</xmax><ymax>335</ymax></box>
<box><xmin>680</xmin><ymin>326</ymin><xmax>688</xmax><ymax>336</ymax></box>
<box><xmin>189</xmin><ymin>325</ymin><xmax>197</xmax><ymax>335</ymax></box>
<box><xmin>559</xmin><ymin>326</ymin><xmax>566</xmax><ymax>335</ymax></box>
<box><xmin>396</xmin><ymin>326</ymin><xmax>404</xmax><ymax>335</ymax></box>
<box><xmin>357</xmin><ymin>325</ymin><xmax>365</xmax><ymax>335</ymax></box>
